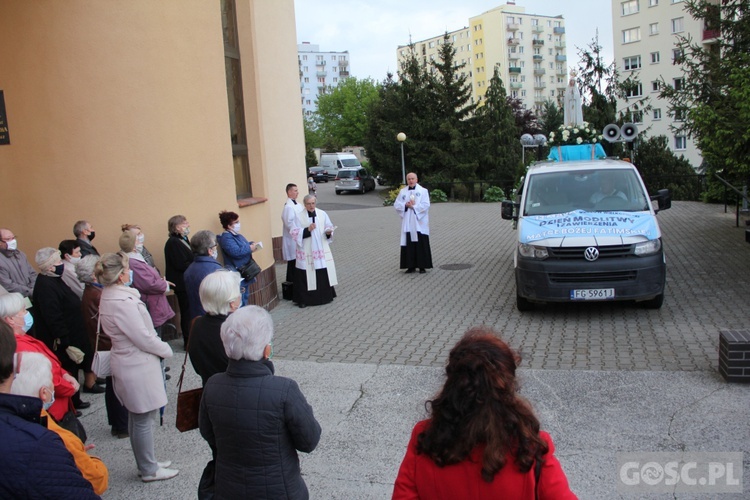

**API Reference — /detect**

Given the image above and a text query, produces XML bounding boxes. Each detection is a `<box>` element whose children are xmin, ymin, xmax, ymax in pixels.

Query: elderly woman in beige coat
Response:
<box><xmin>95</xmin><ymin>252</ymin><xmax>179</xmax><ymax>483</ymax></box>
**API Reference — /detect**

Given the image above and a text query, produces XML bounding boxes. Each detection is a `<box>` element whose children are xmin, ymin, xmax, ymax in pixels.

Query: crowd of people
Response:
<box><xmin>0</xmin><ymin>180</ymin><xmax>578</xmax><ymax>498</ymax></box>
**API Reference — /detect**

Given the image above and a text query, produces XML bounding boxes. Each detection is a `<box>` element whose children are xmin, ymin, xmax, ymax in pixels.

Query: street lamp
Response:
<box><xmin>520</xmin><ymin>133</ymin><xmax>547</xmax><ymax>165</ymax></box>
<box><xmin>397</xmin><ymin>132</ymin><xmax>406</xmax><ymax>185</ymax></box>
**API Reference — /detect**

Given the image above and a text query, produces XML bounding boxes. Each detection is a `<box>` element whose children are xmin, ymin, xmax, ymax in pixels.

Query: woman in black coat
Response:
<box><xmin>188</xmin><ymin>269</ymin><xmax>241</xmax><ymax>386</ymax></box>
<box><xmin>163</xmin><ymin>215</ymin><xmax>193</xmax><ymax>347</ymax></box>
<box><xmin>199</xmin><ymin>306</ymin><xmax>321</xmax><ymax>500</ymax></box>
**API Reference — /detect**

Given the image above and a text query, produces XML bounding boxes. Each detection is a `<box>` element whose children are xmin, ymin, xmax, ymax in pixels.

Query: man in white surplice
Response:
<box><xmin>290</xmin><ymin>195</ymin><xmax>337</xmax><ymax>308</ymax></box>
<box><xmin>394</xmin><ymin>172</ymin><xmax>433</xmax><ymax>273</ymax></box>
<box><xmin>281</xmin><ymin>183</ymin><xmax>304</xmax><ymax>284</ymax></box>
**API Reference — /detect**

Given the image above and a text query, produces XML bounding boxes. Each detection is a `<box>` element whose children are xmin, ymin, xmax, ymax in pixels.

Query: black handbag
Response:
<box><xmin>237</xmin><ymin>258</ymin><xmax>261</xmax><ymax>281</ymax></box>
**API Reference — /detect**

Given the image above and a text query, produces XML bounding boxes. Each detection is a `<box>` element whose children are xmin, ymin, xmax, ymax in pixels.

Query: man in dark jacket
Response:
<box><xmin>0</xmin><ymin>323</ymin><xmax>100</xmax><ymax>499</ymax></box>
<box><xmin>199</xmin><ymin>306</ymin><xmax>321</xmax><ymax>499</ymax></box>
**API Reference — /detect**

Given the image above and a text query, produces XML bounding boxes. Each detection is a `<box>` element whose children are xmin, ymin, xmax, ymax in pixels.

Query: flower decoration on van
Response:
<box><xmin>548</xmin><ymin>122</ymin><xmax>603</xmax><ymax>146</ymax></box>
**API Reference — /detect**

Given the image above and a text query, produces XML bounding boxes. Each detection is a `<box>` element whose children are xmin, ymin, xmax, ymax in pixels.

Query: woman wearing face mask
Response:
<box><xmin>164</xmin><ymin>215</ymin><xmax>194</xmax><ymax>348</ymax></box>
<box><xmin>0</xmin><ymin>292</ymin><xmax>79</xmax><ymax>423</ymax></box>
<box><xmin>32</xmin><ymin>247</ymin><xmax>97</xmax><ymax>402</ymax></box>
<box><xmin>122</xmin><ymin>224</ymin><xmax>157</xmax><ymax>270</ymax></box>
<box><xmin>96</xmin><ymin>252</ymin><xmax>178</xmax><ymax>482</ymax></box>
<box><xmin>216</xmin><ymin>210</ymin><xmax>259</xmax><ymax>307</ymax></box>
<box><xmin>58</xmin><ymin>240</ymin><xmax>85</xmax><ymax>299</ymax></box>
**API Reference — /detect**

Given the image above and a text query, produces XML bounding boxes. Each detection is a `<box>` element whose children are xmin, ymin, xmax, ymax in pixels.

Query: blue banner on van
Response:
<box><xmin>519</xmin><ymin>210</ymin><xmax>659</xmax><ymax>243</ymax></box>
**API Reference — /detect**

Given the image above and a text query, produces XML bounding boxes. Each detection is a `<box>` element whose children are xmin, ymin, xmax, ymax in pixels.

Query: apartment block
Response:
<box><xmin>612</xmin><ymin>0</ymin><xmax>713</xmax><ymax>168</ymax></box>
<box><xmin>396</xmin><ymin>2</ymin><xmax>567</xmax><ymax>114</ymax></box>
<box><xmin>298</xmin><ymin>42</ymin><xmax>350</xmax><ymax>116</ymax></box>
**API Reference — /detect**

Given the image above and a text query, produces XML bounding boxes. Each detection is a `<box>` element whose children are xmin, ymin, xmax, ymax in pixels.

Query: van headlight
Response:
<box><xmin>518</xmin><ymin>244</ymin><xmax>549</xmax><ymax>260</ymax></box>
<box><xmin>634</xmin><ymin>238</ymin><xmax>661</xmax><ymax>256</ymax></box>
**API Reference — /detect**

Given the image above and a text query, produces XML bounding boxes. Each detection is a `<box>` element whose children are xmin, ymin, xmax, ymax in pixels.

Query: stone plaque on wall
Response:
<box><xmin>0</xmin><ymin>91</ymin><xmax>9</xmax><ymax>145</ymax></box>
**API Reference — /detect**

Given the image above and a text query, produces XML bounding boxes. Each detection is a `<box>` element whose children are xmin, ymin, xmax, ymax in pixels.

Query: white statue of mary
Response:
<box><xmin>564</xmin><ymin>69</ymin><xmax>584</xmax><ymax>127</ymax></box>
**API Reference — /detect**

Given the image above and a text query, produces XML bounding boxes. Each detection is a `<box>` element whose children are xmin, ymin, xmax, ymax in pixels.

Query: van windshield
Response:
<box><xmin>523</xmin><ymin>168</ymin><xmax>651</xmax><ymax>216</ymax></box>
<box><xmin>340</xmin><ymin>159</ymin><xmax>360</xmax><ymax>168</ymax></box>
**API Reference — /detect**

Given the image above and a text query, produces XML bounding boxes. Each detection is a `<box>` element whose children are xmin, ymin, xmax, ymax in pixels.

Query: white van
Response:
<box><xmin>319</xmin><ymin>153</ymin><xmax>361</xmax><ymax>179</ymax></box>
<box><xmin>501</xmin><ymin>158</ymin><xmax>671</xmax><ymax>311</ymax></box>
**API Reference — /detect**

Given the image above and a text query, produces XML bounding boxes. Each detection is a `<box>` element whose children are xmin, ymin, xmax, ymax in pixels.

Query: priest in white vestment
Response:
<box><xmin>282</xmin><ymin>183</ymin><xmax>304</xmax><ymax>284</ymax></box>
<box><xmin>290</xmin><ymin>195</ymin><xmax>337</xmax><ymax>308</ymax></box>
<box><xmin>394</xmin><ymin>172</ymin><xmax>433</xmax><ymax>274</ymax></box>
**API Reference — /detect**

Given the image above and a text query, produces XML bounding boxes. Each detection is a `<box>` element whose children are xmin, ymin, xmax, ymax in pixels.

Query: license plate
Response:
<box><xmin>570</xmin><ymin>288</ymin><xmax>615</xmax><ymax>300</ymax></box>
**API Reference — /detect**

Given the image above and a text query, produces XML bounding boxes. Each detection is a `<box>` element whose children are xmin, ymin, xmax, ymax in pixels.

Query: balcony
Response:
<box><xmin>555</xmin><ymin>42</ymin><xmax>566</xmax><ymax>49</ymax></box>
<box><xmin>555</xmin><ymin>55</ymin><xmax>567</xmax><ymax>62</ymax></box>
<box><xmin>507</xmin><ymin>38</ymin><xmax>520</xmax><ymax>46</ymax></box>
<box><xmin>507</xmin><ymin>23</ymin><xmax>520</xmax><ymax>31</ymax></box>
<box><xmin>534</xmin><ymin>81</ymin><xmax>546</xmax><ymax>89</ymax></box>
<box><xmin>510</xmin><ymin>82</ymin><xmax>523</xmax><ymax>89</ymax></box>
<box><xmin>556</xmin><ymin>67</ymin><xmax>567</xmax><ymax>75</ymax></box>
<box><xmin>338</xmin><ymin>59</ymin><xmax>348</xmax><ymax>66</ymax></box>
<box><xmin>532</xmin><ymin>25</ymin><xmax>544</xmax><ymax>33</ymax></box>
<box><xmin>316</xmin><ymin>71</ymin><xmax>327</xmax><ymax>77</ymax></box>
<box><xmin>533</xmin><ymin>55</ymin><xmax>543</xmax><ymax>61</ymax></box>
<box><xmin>316</xmin><ymin>60</ymin><xmax>326</xmax><ymax>66</ymax></box>
<box><xmin>532</xmin><ymin>39</ymin><xmax>545</xmax><ymax>46</ymax></box>
<box><xmin>534</xmin><ymin>95</ymin><xmax>546</xmax><ymax>103</ymax></box>
<box><xmin>339</xmin><ymin>71</ymin><xmax>350</xmax><ymax>78</ymax></box>
<box><xmin>702</xmin><ymin>28</ymin><xmax>720</xmax><ymax>41</ymax></box>
<box><xmin>553</xmin><ymin>27</ymin><xmax>565</xmax><ymax>35</ymax></box>
<box><xmin>533</xmin><ymin>68</ymin><xmax>546</xmax><ymax>75</ymax></box>
<box><xmin>508</xmin><ymin>53</ymin><xmax>520</xmax><ymax>60</ymax></box>
<box><xmin>509</xmin><ymin>67</ymin><xmax>522</xmax><ymax>74</ymax></box>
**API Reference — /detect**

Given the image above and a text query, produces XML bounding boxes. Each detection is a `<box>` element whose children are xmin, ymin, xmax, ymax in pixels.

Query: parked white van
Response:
<box><xmin>319</xmin><ymin>153</ymin><xmax>361</xmax><ymax>179</ymax></box>
<box><xmin>501</xmin><ymin>158</ymin><xmax>671</xmax><ymax>311</ymax></box>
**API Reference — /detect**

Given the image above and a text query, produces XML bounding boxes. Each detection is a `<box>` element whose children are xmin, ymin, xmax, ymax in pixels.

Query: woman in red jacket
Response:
<box><xmin>393</xmin><ymin>327</ymin><xmax>577</xmax><ymax>500</ymax></box>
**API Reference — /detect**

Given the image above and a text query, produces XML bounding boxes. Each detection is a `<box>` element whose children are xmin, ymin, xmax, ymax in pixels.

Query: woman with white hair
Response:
<box><xmin>77</xmin><ymin>255</ymin><xmax>129</xmax><ymax>438</ymax></box>
<box><xmin>96</xmin><ymin>252</ymin><xmax>178</xmax><ymax>482</ymax></box>
<box><xmin>0</xmin><ymin>292</ymin><xmax>78</xmax><ymax>423</ymax></box>
<box><xmin>31</xmin><ymin>247</ymin><xmax>96</xmax><ymax>409</ymax></box>
<box><xmin>188</xmin><ymin>269</ymin><xmax>242</xmax><ymax>386</ymax></box>
<box><xmin>11</xmin><ymin>351</ymin><xmax>109</xmax><ymax>495</ymax></box>
<box><xmin>199</xmin><ymin>305</ymin><xmax>321</xmax><ymax>499</ymax></box>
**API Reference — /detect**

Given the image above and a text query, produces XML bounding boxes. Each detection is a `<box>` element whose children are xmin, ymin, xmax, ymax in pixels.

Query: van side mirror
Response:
<box><xmin>501</xmin><ymin>200</ymin><xmax>518</xmax><ymax>220</ymax></box>
<box><xmin>650</xmin><ymin>189</ymin><xmax>671</xmax><ymax>212</ymax></box>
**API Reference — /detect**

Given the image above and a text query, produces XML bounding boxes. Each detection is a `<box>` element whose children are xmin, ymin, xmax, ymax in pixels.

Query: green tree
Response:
<box><xmin>474</xmin><ymin>68</ymin><xmax>522</xmax><ymax>186</ymax></box>
<box><xmin>659</xmin><ymin>0</ymin><xmax>750</xmax><ymax>193</ymax></box>
<box><xmin>303</xmin><ymin>115</ymin><xmax>321</xmax><ymax>167</ymax></box>
<box><xmin>634</xmin><ymin>136</ymin><xmax>703</xmax><ymax>200</ymax></box>
<box><xmin>538</xmin><ymin>100</ymin><xmax>563</xmax><ymax>137</ymax></box>
<box><xmin>315</xmin><ymin>77</ymin><xmax>380</xmax><ymax>150</ymax></box>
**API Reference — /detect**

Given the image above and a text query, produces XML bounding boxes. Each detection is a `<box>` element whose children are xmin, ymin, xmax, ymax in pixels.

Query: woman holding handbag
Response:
<box><xmin>216</xmin><ymin>210</ymin><xmax>259</xmax><ymax>306</ymax></box>
<box><xmin>77</xmin><ymin>254</ymin><xmax>129</xmax><ymax>438</ymax></box>
<box><xmin>95</xmin><ymin>252</ymin><xmax>178</xmax><ymax>483</ymax></box>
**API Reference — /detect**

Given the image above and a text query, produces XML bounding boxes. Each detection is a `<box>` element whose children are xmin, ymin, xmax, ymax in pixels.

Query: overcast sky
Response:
<box><xmin>294</xmin><ymin>0</ymin><xmax>614</xmax><ymax>81</ymax></box>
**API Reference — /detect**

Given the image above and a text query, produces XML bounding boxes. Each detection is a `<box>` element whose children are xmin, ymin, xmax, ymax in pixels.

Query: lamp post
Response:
<box><xmin>397</xmin><ymin>132</ymin><xmax>406</xmax><ymax>185</ymax></box>
<box><xmin>520</xmin><ymin>133</ymin><xmax>547</xmax><ymax>165</ymax></box>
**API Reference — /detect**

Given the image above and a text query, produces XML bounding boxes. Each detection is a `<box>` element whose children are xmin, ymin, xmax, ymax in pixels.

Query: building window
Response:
<box><xmin>625</xmin><ymin>82</ymin><xmax>643</xmax><ymax>98</ymax></box>
<box><xmin>650</xmin><ymin>0</ymin><xmax>658</xmax><ymax>5</ymax></box>
<box><xmin>622</xmin><ymin>27</ymin><xmax>641</xmax><ymax>43</ymax></box>
<box><xmin>674</xmin><ymin>77</ymin><xmax>684</xmax><ymax>90</ymax></box>
<box><xmin>651</xmin><ymin>51</ymin><xmax>660</xmax><ymax>63</ymax></box>
<box><xmin>674</xmin><ymin>108</ymin><xmax>686</xmax><ymax>121</ymax></box>
<box><xmin>633</xmin><ymin>111</ymin><xmax>644</xmax><ymax>123</ymax></box>
<box><xmin>671</xmin><ymin>17</ymin><xmax>684</xmax><ymax>33</ymax></box>
<box><xmin>650</xmin><ymin>22</ymin><xmax>659</xmax><ymax>35</ymax></box>
<box><xmin>623</xmin><ymin>56</ymin><xmax>642</xmax><ymax>70</ymax></box>
<box><xmin>222</xmin><ymin>0</ymin><xmax>251</xmax><ymax>198</ymax></box>
<box><xmin>675</xmin><ymin>135</ymin><xmax>687</xmax><ymax>150</ymax></box>
<box><xmin>672</xmin><ymin>49</ymin><xmax>684</xmax><ymax>64</ymax></box>
<box><xmin>621</xmin><ymin>0</ymin><xmax>640</xmax><ymax>16</ymax></box>
<box><xmin>653</xmin><ymin>108</ymin><xmax>662</xmax><ymax>120</ymax></box>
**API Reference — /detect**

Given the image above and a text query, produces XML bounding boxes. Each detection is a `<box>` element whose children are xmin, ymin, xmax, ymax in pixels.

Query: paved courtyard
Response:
<box><xmin>274</xmin><ymin>182</ymin><xmax>750</xmax><ymax>373</ymax></box>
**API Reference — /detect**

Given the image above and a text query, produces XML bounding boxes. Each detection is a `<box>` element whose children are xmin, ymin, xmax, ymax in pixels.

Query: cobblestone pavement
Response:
<box><xmin>271</xmin><ymin>195</ymin><xmax>750</xmax><ymax>372</ymax></box>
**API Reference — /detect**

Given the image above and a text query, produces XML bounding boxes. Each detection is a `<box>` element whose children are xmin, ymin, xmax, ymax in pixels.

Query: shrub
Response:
<box><xmin>483</xmin><ymin>186</ymin><xmax>505</xmax><ymax>202</ymax></box>
<box><xmin>431</xmin><ymin>189</ymin><xmax>448</xmax><ymax>202</ymax></box>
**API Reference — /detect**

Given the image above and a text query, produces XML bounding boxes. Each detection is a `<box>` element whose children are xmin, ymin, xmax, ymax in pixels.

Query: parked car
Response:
<box><xmin>335</xmin><ymin>167</ymin><xmax>376</xmax><ymax>194</ymax></box>
<box><xmin>308</xmin><ymin>166</ymin><xmax>329</xmax><ymax>183</ymax></box>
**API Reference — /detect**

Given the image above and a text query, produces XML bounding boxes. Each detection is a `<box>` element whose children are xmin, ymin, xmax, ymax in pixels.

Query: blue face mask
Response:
<box><xmin>53</xmin><ymin>263</ymin><xmax>65</xmax><ymax>276</ymax></box>
<box><xmin>123</xmin><ymin>270</ymin><xmax>134</xmax><ymax>287</ymax></box>
<box><xmin>42</xmin><ymin>388</ymin><xmax>55</xmax><ymax>411</ymax></box>
<box><xmin>22</xmin><ymin>311</ymin><xmax>33</xmax><ymax>333</ymax></box>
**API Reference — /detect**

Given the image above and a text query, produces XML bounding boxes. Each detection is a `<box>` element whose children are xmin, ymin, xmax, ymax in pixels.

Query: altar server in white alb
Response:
<box><xmin>394</xmin><ymin>172</ymin><xmax>433</xmax><ymax>274</ymax></box>
<box><xmin>281</xmin><ymin>183</ymin><xmax>304</xmax><ymax>284</ymax></box>
<box><xmin>291</xmin><ymin>195</ymin><xmax>337</xmax><ymax>308</ymax></box>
